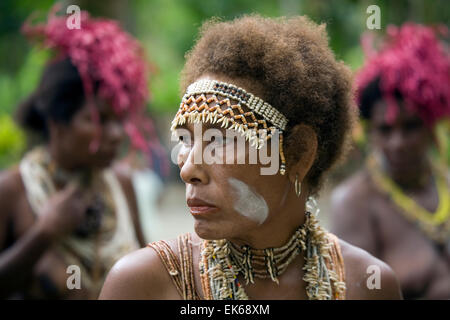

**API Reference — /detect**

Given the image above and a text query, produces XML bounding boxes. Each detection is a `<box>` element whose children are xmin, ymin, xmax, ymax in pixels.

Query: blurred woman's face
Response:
<box><xmin>175</xmin><ymin>120</ymin><xmax>291</xmax><ymax>241</ymax></box>
<box><xmin>50</xmin><ymin>98</ymin><xmax>124</xmax><ymax>170</ymax></box>
<box><xmin>369</xmin><ymin>99</ymin><xmax>432</xmax><ymax>178</ymax></box>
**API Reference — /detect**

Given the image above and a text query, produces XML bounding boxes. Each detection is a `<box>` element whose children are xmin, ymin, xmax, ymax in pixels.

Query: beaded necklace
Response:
<box><xmin>199</xmin><ymin>212</ymin><xmax>346</xmax><ymax>300</ymax></box>
<box><xmin>367</xmin><ymin>154</ymin><xmax>450</xmax><ymax>244</ymax></box>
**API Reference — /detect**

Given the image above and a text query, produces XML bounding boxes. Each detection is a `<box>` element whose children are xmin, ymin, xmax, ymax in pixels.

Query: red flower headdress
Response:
<box><xmin>22</xmin><ymin>6</ymin><xmax>147</xmax><ymax>147</ymax></box>
<box><xmin>355</xmin><ymin>23</ymin><xmax>450</xmax><ymax>127</ymax></box>
<box><xmin>22</xmin><ymin>5</ymin><xmax>169</xmax><ymax>176</ymax></box>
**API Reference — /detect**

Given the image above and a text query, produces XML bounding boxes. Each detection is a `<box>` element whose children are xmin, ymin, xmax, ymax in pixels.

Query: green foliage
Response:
<box><xmin>0</xmin><ymin>47</ymin><xmax>47</xmax><ymax>168</ymax></box>
<box><xmin>0</xmin><ymin>114</ymin><xmax>25</xmax><ymax>168</ymax></box>
<box><xmin>0</xmin><ymin>47</ymin><xmax>48</xmax><ymax>115</ymax></box>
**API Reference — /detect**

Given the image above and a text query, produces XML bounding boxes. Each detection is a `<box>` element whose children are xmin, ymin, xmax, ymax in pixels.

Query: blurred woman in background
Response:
<box><xmin>331</xmin><ymin>23</ymin><xmax>450</xmax><ymax>299</ymax></box>
<box><xmin>0</xmin><ymin>8</ymin><xmax>153</xmax><ymax>299</ymax></box>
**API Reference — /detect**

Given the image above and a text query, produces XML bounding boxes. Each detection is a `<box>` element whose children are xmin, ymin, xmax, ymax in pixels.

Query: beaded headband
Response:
<box><xmin>171</xmin><ymin>79</ymin><xmax>289</xmax><ymax>174</ymax></box>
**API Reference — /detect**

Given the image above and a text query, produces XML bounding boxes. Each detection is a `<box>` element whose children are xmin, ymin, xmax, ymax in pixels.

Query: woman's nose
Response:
<box><xmin>105</xmin><ymin>120</ymin><xmax>124</xmax><ymax>145</ymax></box>
<box><xmin>387</xmin><ymin>129</ymin><xmax>406</xmax><ymax>152</ymax></box>
<box><xmin>178</xmin><ymin>141</ymin><xmax>209</xmax><ymax>185</ymax></box>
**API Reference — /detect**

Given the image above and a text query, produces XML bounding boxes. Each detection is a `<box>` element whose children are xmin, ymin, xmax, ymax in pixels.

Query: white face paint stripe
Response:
<box><xmin>228</xmin><ymin>177</ymin><xmax>269</xmax><ymax>225</ymax></box>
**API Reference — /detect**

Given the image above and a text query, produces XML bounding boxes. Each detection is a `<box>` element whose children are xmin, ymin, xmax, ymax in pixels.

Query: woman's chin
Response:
<box><xmin>92</xmin><ymin>156</ymin><xmax>116</xmax><ymax>169</ymax></box>
<box><xmin>194</xmin><ymin>220</ymin><xmax>228</xmax><ymax>240</ymax></box>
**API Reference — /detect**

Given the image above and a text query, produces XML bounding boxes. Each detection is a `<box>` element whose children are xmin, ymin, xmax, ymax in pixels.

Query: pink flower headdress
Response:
<box><xmin>355</xmin><ymin>23</ymin><xmax>450</xmax><ymax>127</ymax></box>
<box><xmin>22</xmin><ymin>5</ymin><xmax>149</xmax><ymax>151</ymax></box>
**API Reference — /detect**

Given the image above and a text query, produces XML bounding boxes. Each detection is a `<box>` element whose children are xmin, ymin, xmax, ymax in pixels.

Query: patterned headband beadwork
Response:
<box><xmin>171</xmin><ymin>79</ymin><xmax>289</xmax><ymax>175</ymax></box>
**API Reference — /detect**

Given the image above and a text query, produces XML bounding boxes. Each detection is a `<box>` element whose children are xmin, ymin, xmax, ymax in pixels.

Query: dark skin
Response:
<box><xmin>331</xmin><ymin>100</ymin><xmax>450</xmax><ymax>299</ymax></box>
<box><xmin>0</xmin><ymin>98</ymin><xmax>145</xmax><ymax>299</ymax></box>
<box><xmin>99</xmin><ymin>75</ymin><xmax>402</xmax><ymax>300</ymax></box>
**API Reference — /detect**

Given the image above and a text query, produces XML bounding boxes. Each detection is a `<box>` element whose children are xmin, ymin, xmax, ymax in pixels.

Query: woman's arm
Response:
<box><xmin>0</xmin><ymin>222</ymin><xmax>55</xmax><ymax>298</ymax></box>
<box><xmin>0</xmin><ymin>170</ymin><xmax>89</xmax><ymax>298</ymax></box>
<box><xmin>340</xmin><ymin>239</ymin><xmax>403</xmax><ymax>300</ymax></box>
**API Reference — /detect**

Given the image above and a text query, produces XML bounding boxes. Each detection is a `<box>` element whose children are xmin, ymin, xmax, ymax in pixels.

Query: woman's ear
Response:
<box><xmin>286</xmin><ymin>124</ymin><xmax>318</xmax><ymax>185</ymax></box>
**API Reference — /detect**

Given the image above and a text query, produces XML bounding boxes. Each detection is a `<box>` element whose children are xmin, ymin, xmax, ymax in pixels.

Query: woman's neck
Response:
<box><xmin>385</xmin><ymin>158</ymin><xmax>432</xmax><ymax>191</ymax></box>
<box><xmin>372</xmin><ymin>150</ymin><xmax>430</xmax><ymax>190</ymax></box>
<box><xmin>46</xmin><ymin>145</ymin><xmax>94</xmax><ymax>188</ymax></box>
<box><xmin>47</xmin><ymin>144</ymin><xmax>78</xmax><ymax>172</ymax></box>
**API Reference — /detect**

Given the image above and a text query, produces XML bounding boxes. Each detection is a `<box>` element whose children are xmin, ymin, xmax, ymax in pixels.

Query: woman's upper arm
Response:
<box><xmin>0</xmin><ymin>170</ymin><xmax>19</xmax><ymax>250</ymax></box>
<box><xmin>341</xmin><ymin>240</ymin><xmax>402</xmax><ymax>300</ymax></box>
<box><xmin>377</xmin><ymin>263</ymin><xmax>403</xmax><ymax>299</ymax></box>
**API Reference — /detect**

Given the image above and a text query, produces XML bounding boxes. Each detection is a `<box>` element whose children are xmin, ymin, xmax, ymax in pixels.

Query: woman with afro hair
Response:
<box><xmin>100</xmin><ymin>15</ymin><xmax>402</xmax><ymax>300</ymax></box>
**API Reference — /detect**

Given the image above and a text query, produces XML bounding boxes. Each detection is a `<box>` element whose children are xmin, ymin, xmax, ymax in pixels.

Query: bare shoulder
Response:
<box><xmin>0</xmin><ymin>166</ymin><xmax>24</xmax><ymax>196</ymax></box>
<box><xmin>99</xmin><ymin>237</ymin><xmax>182</xmax><ymax>300</ymax></box>
<box><xmin>338</xmin><ymin>238</ymin><xmax>402</xmax><ymax>300</ymax></box>
<box><xmin>0</xmin><ymin>166</ymin><xmax>25</xmax><ymax>214</ymax></box>
<box><xmin>329</xmin><ymin>170</ymin><xmax>374</xmax><ymax>227</ymax></box>
<box><xmin>329</xmin><ymin>171</ymin><xmax>381</xmax><ymax>254</ymax></box>
<box><xmin>330</xmin><ymin>170</ymin><xmax>373</xmax><ymax>209</ymax></box>
<box><xmin>0</xmin><ymin>167</ymin><xmax>27</xmax><ymax>248</ymax></box>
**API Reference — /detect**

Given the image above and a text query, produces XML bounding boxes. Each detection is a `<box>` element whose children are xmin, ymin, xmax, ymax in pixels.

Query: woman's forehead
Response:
<box><xmin>75</xmin><ymin>96</ymin><xmax>122</xmax><ymax>122</ymax></box>
<box><xmin>372</xmin><ymin>99</ymin><xmax>423</xmax><ymax>125</ymax></box>
<box><xmin>174</xmin><ymin>121</ymin><xmax>227</xmax><ymax>134</ymax></box>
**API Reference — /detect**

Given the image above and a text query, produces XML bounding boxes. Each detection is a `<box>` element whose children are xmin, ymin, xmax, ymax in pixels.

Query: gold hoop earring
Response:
<box><xmin>295</xmin><ymin>174</ymin><xmax>301</xmax><ymax>197</ymax></box>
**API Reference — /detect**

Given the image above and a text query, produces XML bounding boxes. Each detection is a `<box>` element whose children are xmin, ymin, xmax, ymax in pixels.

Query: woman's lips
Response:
<box><xmin>187</xmin><ymin>198</ymin><xmax>218</xmax><ymax>217</ymax></box>
<box><xmin>97</xmin><ymin>147</ymin><xmax>118</xmax><ymax>162</ymax></box>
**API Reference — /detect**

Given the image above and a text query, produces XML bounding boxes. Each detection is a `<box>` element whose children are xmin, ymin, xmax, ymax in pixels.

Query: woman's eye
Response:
<box><xmin>211</xmin><ymin>136</ymin><xmax>223</xmax><ymax>144</ymax></box>
<box><xmin>377</xmin><ymin>124</ymin><xmax>392</xmax><ymax>135</ymax></box>
<box><xmin>404</xmin><ymin>121</ymin><xmax>422</xmax><ymax>132</ymax></box>
<box><xmin>99</xmin><ymin>113</ymin><xmax>110</xmax><ymax>124</ymax></box>
<box><xmin>178</xmin><ymin>135</ymin><xmax>192</xmax><ymax>146</ymax></box>
<box><xmin>211</xmin><ymin>136</ymin><xmax>234</xmax><ymax>145</ymax></box>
